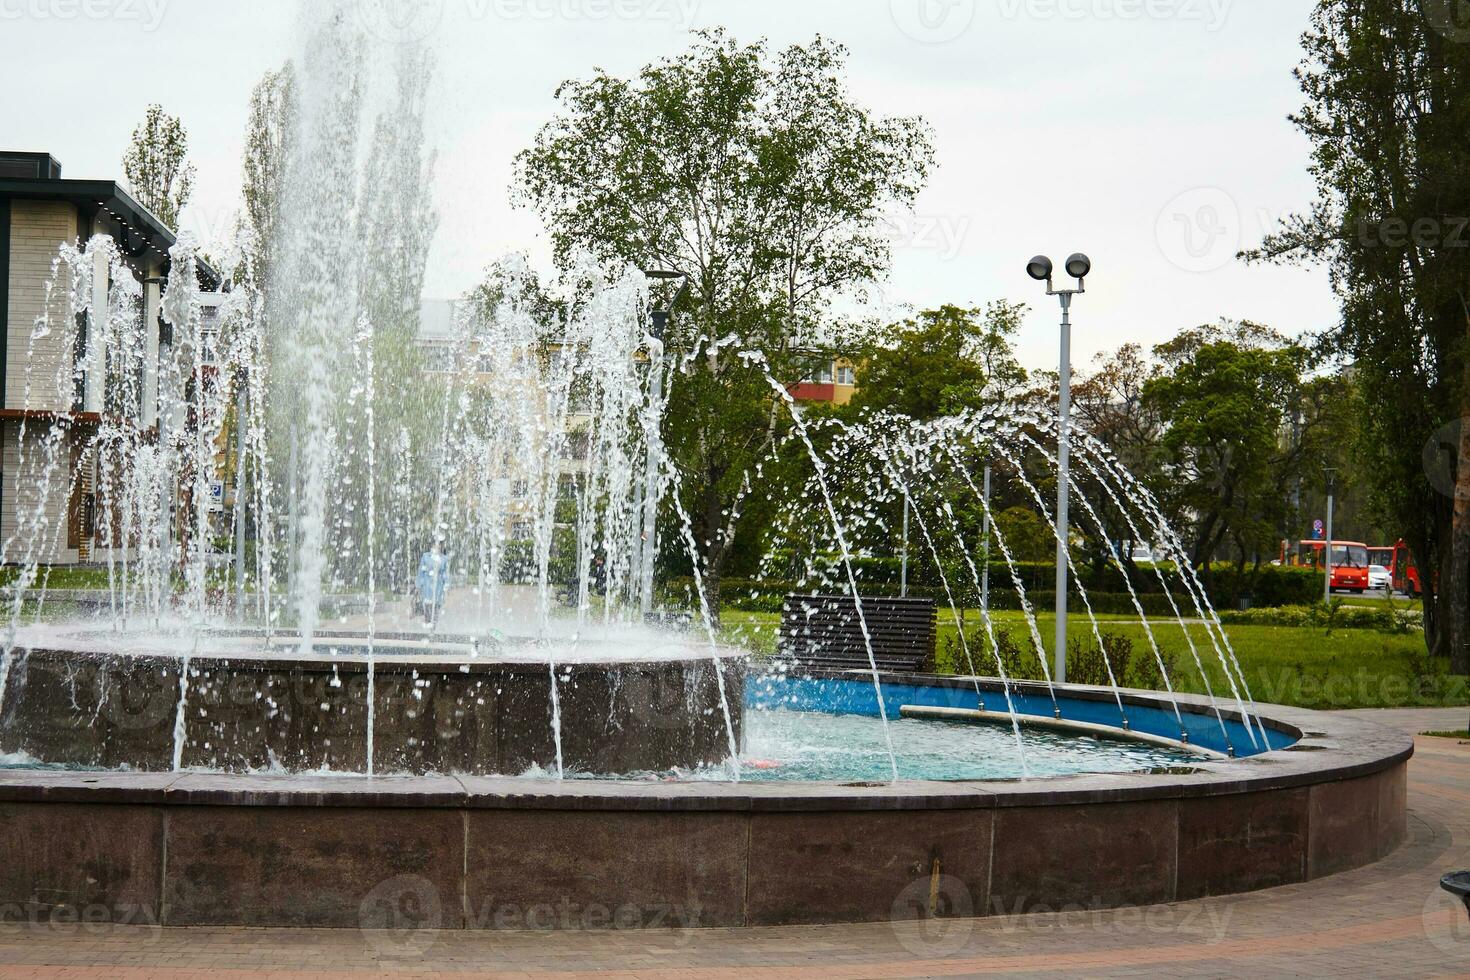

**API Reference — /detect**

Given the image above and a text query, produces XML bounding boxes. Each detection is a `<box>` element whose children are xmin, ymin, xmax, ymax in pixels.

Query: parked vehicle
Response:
<box><xmin>1291</xmin><ymin>539</ymin><xmax>1371</xmax><ymax>593</ymax></box>
<box><xmin>1367</xmin><ymin>541</ymin><xmax>1425</xmax><ymax>597</ymax></box>
<box><xmin>1390</xmin><ymin>540</ymin><xmax>1423</xmax><ymax>598</ymax></box>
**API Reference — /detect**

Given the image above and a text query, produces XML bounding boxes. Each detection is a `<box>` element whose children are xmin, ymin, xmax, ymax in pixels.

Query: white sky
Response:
<box><xmin>0</xmin><ymin>0</ymin><xmax>1337</xmax><ymax>372</ymax></box>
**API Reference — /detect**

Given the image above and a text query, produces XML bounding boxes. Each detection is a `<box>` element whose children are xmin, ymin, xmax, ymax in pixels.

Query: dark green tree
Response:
<box><xmin>1244</xmin><ymin>0</ymin><xmax>1470</xmax><ymax>671</ymax></box>
<box><xmin>845</xmin><ymin>302</ymin><xmax>1027</xmax><ymax>420</ymax></box>
<box><xmin>1143</xmin><ymin>323</ymin><xmax>1308</xmax><ymax>573</ymax></box>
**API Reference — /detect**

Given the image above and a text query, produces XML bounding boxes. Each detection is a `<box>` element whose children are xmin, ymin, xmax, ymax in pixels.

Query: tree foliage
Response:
<box><xmin>123</xmin><ymin>104</ymin><xmax>196</xmax><ymax>229</ymax></box>
<box><xmin>515</xmin><ymin>30</ymin><xmax>934</xmax><ymax>611</ymax></box>
<box><xmin>845</xmin><ymin>302</ymin><xmax>1026</xmax><ymax>420</ymax></box>
<box><xmin>1244</xmin><ymin>0</ymin><xmax>1470</xmax><ymax>669</ymax></box>
<box><xmin>241</xmin><ymin>64</ymin><xmax>295</xmax><ymax>296</ymax></box>
<box><xmin>1144</xmin><ymin>322</ymin><xmax>1308</xmax><ymax>569</ymax></box>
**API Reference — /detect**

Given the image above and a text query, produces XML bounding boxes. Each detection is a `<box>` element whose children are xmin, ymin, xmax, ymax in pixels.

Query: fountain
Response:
<box><xmin>0</xmin><ymin>2</ymin><xmax>1410</xmax><ymax>932</ymax></box>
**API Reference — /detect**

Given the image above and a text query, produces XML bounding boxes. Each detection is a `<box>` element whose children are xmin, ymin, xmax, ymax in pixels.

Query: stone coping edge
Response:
<box><xmin>0</xmin><ymin>677</ymin><xmax>1412</xmax><ymax>813</ymax></box>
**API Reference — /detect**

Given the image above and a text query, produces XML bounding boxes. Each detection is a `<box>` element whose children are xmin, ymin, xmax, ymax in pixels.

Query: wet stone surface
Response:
<box><xmin>0</xmin><ymin>644</ymin><xmax>745</xmax><ymax>776</ymax></box>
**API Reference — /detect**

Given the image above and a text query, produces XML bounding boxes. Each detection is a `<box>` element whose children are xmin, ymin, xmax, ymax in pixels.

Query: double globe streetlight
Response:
<box><xmin>1027</xmin><ymin>252</ymin><xmax>1091</xmax><ymax>685</ymax></box>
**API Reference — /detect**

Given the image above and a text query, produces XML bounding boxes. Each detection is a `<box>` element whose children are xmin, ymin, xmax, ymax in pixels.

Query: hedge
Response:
<box><xmin>665</xmin><ymin>578</ymin><xmax>1208</xmax><ymax>618</ymax></box>
<box><xmin>758</xmin><ymin>553</ymin><xmax>1324</xmax><ymax>606</ymax></box>
<box><xmin>1216</xmin><ymin>603</ymin><xmax>1423</xmax><ymax>633</ymax></box>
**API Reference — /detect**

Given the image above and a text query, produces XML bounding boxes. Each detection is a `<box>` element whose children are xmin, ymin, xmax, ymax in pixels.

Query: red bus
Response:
<box><xmin>1386</xmin><ymin>540</ymin><xmax>1422</xmax><ymax>597</ymax></box>
<box><xmin>1292</xmin><ymin>540</ymin><xmax>1371</xmax><ymax>593</ymax></box>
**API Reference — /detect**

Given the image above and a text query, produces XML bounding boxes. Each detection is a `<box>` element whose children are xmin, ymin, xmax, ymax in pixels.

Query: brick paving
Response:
<box><xmin>0</xmin><ymin>708</ymin><xmax>1466</xmax><ymax>978</ymax></box>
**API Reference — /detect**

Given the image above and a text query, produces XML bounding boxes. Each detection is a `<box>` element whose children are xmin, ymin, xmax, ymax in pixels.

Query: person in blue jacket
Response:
<box><xmin>415</xmin><ymin>543</ymin><xmax>449</xmax><ymax>626</ymax></box>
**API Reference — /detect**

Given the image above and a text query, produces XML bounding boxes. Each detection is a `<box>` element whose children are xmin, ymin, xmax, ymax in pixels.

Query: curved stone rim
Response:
<box><xmin>6</xmin><ymin>626</ymin><xmax>750</xmax><ymax>670</ymax></box>
<box><xmin>0</xmin><ymin>675</ymin><xmax>1413</xmax><ymax>812</ymax></box>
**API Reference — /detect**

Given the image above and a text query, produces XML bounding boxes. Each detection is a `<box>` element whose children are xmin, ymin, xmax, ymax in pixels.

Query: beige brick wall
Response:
<box><xmin>1</xmin><ymin>422</ymin><xmax>80</xmax><ymax>565</ymax></box>
<box><xmin>5</xmin><ymin>201</ymin><xmax>84</xmax><ymax>563</ymax></box>
<box><xmin>7</xmin><ymin>200</ymin><xmax>78</xmax><ymax>413</ymax></box>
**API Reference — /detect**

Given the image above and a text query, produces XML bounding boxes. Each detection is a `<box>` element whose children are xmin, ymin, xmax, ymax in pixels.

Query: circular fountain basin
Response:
<box><xmin>0</xmin><ymin>665</ymin><xmax>1410</xmax><ymax>931</ymax></box>
<box><xmin>0</xmin><ymin>626</ymin><xmax>745</xmax><ymax>776</ymax></box>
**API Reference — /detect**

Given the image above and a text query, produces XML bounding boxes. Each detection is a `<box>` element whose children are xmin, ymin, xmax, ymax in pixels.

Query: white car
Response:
<box><xmin>1368</xmin><ymin>564</ymin><xmax>1392</xmax><ymax>591</ymax></box>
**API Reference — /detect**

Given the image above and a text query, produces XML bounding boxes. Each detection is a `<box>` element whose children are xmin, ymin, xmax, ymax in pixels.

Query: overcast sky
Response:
<box><xmin>1</xmin><ymin>0</ymin><xmax>1336</xmax><ymax>371</ymax></box>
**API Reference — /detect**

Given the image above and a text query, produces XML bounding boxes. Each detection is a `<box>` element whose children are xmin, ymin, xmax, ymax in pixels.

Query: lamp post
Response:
<box><xmin>639</xmin><ymin>269</ymin><xmax>689</xmax><ymax>619</ymax></box>
<box><xmin>981</xmin><ymin>463</ymin><xmax>992</xmax><ymax>615</ymax></box>
<box><xmin>234</xmin><ymin>368</ymin><xmax>248</xmax><ymax>615</ymax></box>
<box><xmin>900</xmin><ymin>497</ymin><xmax>910</xmax><ymax>598</ymax></box>
<box><xmin>1323</xmin><ymin>467</ymin><xmax>1337</xmax><ymax>607</ymax></box>
<box><xmin>1027</xmin><ymin>252</ymin><xmax>1091</xmax><ymax>684</ymax></box>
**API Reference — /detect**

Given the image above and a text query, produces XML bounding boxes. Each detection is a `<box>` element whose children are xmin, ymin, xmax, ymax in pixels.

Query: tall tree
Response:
<box><xmin>355</xmin><ymin>43</ymin><xmax>442</xmax><ymax>591</ymax></box>
<box><xmin>1244</xmin><ymin>0</ymin><xmax>1470</xmax><ymax>671</ymax></box>
<box><xmin>1069</xmin><ymin>344</ymin><xmax>1167</xmax><ymax>572</ymax></box>
<box><xmin>1143</xmin><ymin>322</ymin><xmax>1307</xmax><ymax>574</ymax></box>
<box><xmin>240</xmin><ymin>64</ymin><xmax>296</xmax><ymax>297</ymax></box>
<box><xmin>515</xmin><ymin>30</ymin><xmax>934</xmax><ymax>614</ymax></box>
<box><xmin>123</xmin><ymin>104</ymin><xmax>196</xmax><ymax>229</ymax></box>
<box><xmin>845</xmin><ymin>302</ymin><xmax>1026</xmax><ymax>421</ymax></box>
<box><xmin>1073</xmin><ymin>343</ymin><xmax>1163</xmax><ymax>484</ymax></box>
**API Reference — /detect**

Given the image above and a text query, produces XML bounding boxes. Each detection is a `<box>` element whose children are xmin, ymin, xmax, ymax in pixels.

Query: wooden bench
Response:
<box><xmin>778</xmin><ymin>594</ymin><xmax>937</xmax><ymax>673</ymax></box>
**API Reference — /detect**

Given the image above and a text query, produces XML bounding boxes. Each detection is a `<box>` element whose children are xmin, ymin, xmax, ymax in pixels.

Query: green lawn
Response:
<box><xmin>0</xmin><ymin>566</ymin><xmax>117</xmax><ymax>590</ymax></box>
<box><xmin>1336</xmin><ymin>593</ymin><xmax>1424</xmax><ymax>612</ymax></box>
<box><xmin>721</xmin><ymin>607</ymin><xmax>1467</xmax><ymax>712</ymax></box>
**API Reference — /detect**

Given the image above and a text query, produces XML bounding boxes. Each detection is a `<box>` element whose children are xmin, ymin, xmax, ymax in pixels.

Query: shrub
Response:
<box><xmin>1216</xmin><ymin>603</ymin><xmax>1422</xmax><ymax>633</ymax></box>
<box><xmin>1128</xmin><ymin>640</ymin><xmax>1177</xmax><ymax>692</ymax></box>
<box><xmin>715</xmin><ymin>556</ymin><xmax>1326</xmax><ymax>609</ymax></box>
<box><xmin>943</xmin><ymin>627</ymin><xmax>1181</xmax><ymax>692</ymax></box>
<box><xmin>1065</xmin><ymin>633</ymin><xmax>1114</xmax><ymax>687</ymax></box>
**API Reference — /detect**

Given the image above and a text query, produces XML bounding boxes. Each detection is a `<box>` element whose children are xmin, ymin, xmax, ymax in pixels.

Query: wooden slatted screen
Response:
<box><xmin>778</xmin><ymin>594</ymin><xmax>937</xmax><ymax>673</ymax></box>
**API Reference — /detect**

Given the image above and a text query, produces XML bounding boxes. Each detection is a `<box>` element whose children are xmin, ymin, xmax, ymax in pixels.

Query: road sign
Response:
<box><xmin>209</xmin><ymin>480</ymin><xmax>225</xmax><ymax>513</ymax></box>
<box><xmin>1312</xmin><ymin>519</ymin><xmax>1324</xmax><ymax>540</ymax></box>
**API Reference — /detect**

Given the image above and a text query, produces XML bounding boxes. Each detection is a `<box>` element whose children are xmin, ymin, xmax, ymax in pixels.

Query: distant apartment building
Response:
<box><xmin>417</xmin><ymin>298</ymin><xmax>590</xmax><ymax>537</ymax></box>
<box><xmin>789</xmin><ymin>356</ymin><xmax>858</xmax><ymax>406</ymax></box>
<box><xmin>415</xmin><ymin>297</ymin><xmax>464</xmax><ymax>373</ymax></box>
<box><xmin>0</xmin><ymin>151</ymin><xmax>215</xmax><ymax>564</ymax></box>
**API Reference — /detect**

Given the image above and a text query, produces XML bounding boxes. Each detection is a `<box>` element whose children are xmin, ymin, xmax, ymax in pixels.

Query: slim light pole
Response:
<box><xmin>980</xmin><ymin>463</ymin><xmax>992</xmax><ymax>615</ymax></box>
<box><xmin>640</xmin><ymin>269</ymin><xmax>689</xmax><ymax>619</ymax></box>
<box><xmin>900</xmin><ymin>496</ymin><xmax>910</xmax><ymax>598</ymax></box>
<box><xmin>1323</xmin><ymin>468</ymin><xmax>1337</xmax><ymax>606</ymax></box>
<box><xmin>234</xmin><ymin>372</ymin><xmax>248</xmax><ymax>615</ymax></box>
<box><xmin>1027</xmin><ymin>253</ymin><xmax>1091</xmax><ymax>685</ymax></box>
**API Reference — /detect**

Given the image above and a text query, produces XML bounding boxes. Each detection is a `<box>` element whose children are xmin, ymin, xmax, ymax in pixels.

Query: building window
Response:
<box><xmin>835</xmin><ymin>365</ymin><xmax>855</xmax><ymax>386</ymax></box>
<box><xmin>801</xmin><ymin>361</ymin><xmax>834</xmax><ymax>384</ymax></box>
<box><xmin>562</xmin><ymin>429</ymin><xmax>591</xmax><ymax>461</ymax></box>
